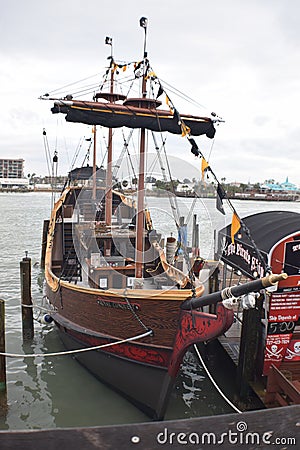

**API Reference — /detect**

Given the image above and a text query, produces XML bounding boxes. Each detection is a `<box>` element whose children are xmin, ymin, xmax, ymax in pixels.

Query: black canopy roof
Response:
<box><xmin>68</xmin><ymin>166</ymin><xmax>106</xmax><ymax>181</ymax></box>
<box><xmin>218</xmin><ymin>211</ymin><xmax>300</xmax><ymax>278</ymax></box>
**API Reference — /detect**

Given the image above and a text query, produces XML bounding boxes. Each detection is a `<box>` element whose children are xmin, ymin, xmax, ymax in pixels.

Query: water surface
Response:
<box><xmin>0</xmin><ymin>192</ymin><xmax>299</xmax><ymax>429</ymax></box>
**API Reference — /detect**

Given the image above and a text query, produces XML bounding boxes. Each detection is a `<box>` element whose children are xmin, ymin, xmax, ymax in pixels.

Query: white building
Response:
<box><xmin>0</xmin><ymin>158</ymin><xmax>29</xmax><ymax>189</ymax></box>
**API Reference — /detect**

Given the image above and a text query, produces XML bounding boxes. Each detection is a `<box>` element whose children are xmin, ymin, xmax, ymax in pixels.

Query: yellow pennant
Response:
<box><xmin>181</xmin><ymin>122</ymin><xmax>191</xmax><ymax>137</ymax></box>
<box><xmin>145</xmin><ymin>71</ymin><xmax>156</xmax><ymax>80</ymax></box>
<box><xmin>201</xmin><ymin>157</ymin><xmax>209</xmax><ymax>179</ymax></box>
<box><xmin>166</xmin><ymin>95</ymin><xmax>174</xmax><ymax>113</ymax></box>
<box><xmin>231</xmin><ymin>212</ymin><xmax>241</xmax><ymax>244</ymax></box>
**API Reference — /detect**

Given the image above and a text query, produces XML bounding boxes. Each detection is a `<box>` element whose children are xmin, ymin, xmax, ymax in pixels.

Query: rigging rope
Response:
<box><xmin>183</xmin><ymin>138</ymin><xmax>270</xmax><ymax>275</ymax></box>
<box><xmin>193</xmin><ymin>344</ymin><xmax>242</xmax><ymax>414</ymax></box>
<box><xmin>42</xmin><ymin>129</ymin><xmax>52</xmax><ymax>178</ymax></box>
<box><xmin>158</xmin><ymin>78</ymin><xmax>211</xmax><ymax>114</ymax></box>
<box><xmin>0</xmin><ymin>330</ymin><xmax>153</xmax><ymax>359</ymax></box>
<box><xmin>112</xmin><ymin>129</ymin><xmax>136</xmax><ymax>183</ymax></box>
<box><xmin>150</xmin><ymin>131</ymin><xmax>180</xmax><ymax>227</ymax></box>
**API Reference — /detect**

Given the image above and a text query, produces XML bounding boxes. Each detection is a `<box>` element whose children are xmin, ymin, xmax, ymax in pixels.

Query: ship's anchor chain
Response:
<box><xmin>123</xmin><ymin>289</ymin><xmax>154</xmax><ymax>336</ymax></box>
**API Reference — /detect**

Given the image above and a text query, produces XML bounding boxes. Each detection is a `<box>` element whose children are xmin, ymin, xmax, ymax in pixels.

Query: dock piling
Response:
<box><xmin>20</xmin><ymin>253</ymin><xmax>34</xmax><ymax>341</ymax></box>
<box><xmin>236</xmin><ymin>296</ymin><xmax>263</xmax><ymax>398</ymax></box>
<box><xmin>0</xmin><ymin>299</ymin><xmax>7</xmax><ymax>415</ymax></box>
<box><xmin>40</xmin><ymin>219</ymin><xmax>49</xmax><ymax>269</ymax></box>
<box><xmin>0</xmin><ymin>300</ymin><xmax>6</xmax><ymax>392</ymax></box>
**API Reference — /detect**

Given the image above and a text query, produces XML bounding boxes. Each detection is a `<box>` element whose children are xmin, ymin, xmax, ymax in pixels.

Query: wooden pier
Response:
<box><xmin>265</xmin><ymin>364</ymin><xmax>300</xmax><ymax>406</ymax></box>
<box><xmin>0</xmin><ymin>406</ymin><xmax>299</xmax><ymax>449</ymax></box>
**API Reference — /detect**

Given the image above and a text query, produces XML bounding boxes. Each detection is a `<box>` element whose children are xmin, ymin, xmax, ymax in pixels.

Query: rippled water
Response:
<box><xmin>0</xmin><ymin>192</ymin><xmax>299</xmax><ymax>430</ymax></box>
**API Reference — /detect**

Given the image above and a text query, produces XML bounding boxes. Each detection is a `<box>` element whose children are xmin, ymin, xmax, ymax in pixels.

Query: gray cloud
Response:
<box><xmin>0</xmin><ymin>0</ymin><xmax>299</xmax><ymax>185</ymax></box>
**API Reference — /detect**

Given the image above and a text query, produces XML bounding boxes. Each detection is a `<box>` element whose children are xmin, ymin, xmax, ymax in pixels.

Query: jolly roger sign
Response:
<box><xmin>284</xmin><ymin>339</ymin><xmax>300</xmax><ymax>362</ymax></box>
<box><xmin>263</xmin><ymin>334</ymin><xmax>292</xmax><ymax>375</ymax></box>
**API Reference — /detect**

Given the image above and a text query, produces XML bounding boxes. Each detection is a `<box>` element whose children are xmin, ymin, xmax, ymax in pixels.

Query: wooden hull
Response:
<box><xmin>46</xmin><ymin>281</ymin><xmax>233</xmax><ymax>419</ymax></box>
<box><xmin>44</xmin><ymin>185</ymin><xmax>234</xmax><ymax>418</ymax></box>
<box><xmin>46</xmin><ymin>282</ymin><xmax>183</xmax><ymax>349</ymax></box>
<box><xmin>56</xmin><ymin>325</ymin><xmax>173</xmax><ymax>419</ymax></box>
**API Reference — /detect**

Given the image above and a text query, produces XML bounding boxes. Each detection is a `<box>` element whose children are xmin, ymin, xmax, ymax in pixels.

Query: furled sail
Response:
<box><xmin>51</xmin><ymin>98</ymin><xmax>216</xmax><ymax>138</ymax></box>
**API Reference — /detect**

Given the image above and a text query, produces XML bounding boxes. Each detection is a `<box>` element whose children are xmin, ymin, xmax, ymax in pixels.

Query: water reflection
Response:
<box><xmin>1</xmin><ymin>193</ymin><xmax>299</xmax><ymax>429</ymax></box>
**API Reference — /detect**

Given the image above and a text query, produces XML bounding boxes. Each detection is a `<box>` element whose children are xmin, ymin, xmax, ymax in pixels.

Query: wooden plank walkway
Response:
<box><xmin>266</xmin><ymin>364</ymin><xmax>300</xmax><ymax>407</ymax></box>
<box><xmin>0</xmin><ymin>406</ymin><xmax>299</xmax><ymax>449</ymax></box>
<box><xmin>218</xmin><ymin>314</ymin><xmax>243</xmax><ymax>365</ymax></box>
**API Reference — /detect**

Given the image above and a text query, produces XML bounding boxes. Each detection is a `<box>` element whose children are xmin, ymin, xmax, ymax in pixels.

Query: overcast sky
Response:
<box><xmin>1</xmin><ymin>0</ymin><xmax>299</xmax><ymax>184</ymax></box>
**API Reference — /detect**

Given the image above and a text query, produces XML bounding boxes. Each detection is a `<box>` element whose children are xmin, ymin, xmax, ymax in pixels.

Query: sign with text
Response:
<box><xmin>283</xmin><ymin>240</ymin><xmax>300</xmax><ymax>276</ymax></box>
<box><xmin>268</xmin><ymin>291</ymin><xmax>300</xmax><ymax>323</ymax></box>
<box><xmin>263</xmin><ymin>333</ymin><xmax>292</xmax><ymax>375</ymax></box>
<box><xmin>220</xmin><ymin>236</ymin><xmax>267</xmax><ymax>279</ymax></box>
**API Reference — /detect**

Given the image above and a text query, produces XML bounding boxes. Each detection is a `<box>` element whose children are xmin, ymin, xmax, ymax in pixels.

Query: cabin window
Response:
<box><xmin>127</xmin><ymin>277</ymin><xmax>134</xmax><ymax>288</ymax></box>
<box><xmin>99</xmin><ymin>278</ymin><xmax>108</xmax><ymax>289</ymax></box>
<box><xmin>91</xmin><ymin>253</ymin><xmax>101</xmax><ymax>267</ymax></box>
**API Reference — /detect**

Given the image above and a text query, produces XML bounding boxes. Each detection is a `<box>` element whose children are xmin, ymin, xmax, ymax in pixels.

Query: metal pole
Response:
<box><xmin>20</xmin><ymin>255</ymin><xmax>34</xmax><ymax>340</ymax></box>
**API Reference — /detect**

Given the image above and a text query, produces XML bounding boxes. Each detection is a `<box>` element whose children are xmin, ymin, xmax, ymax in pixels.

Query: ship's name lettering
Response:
<box><xmin>250</xmin><ymin>256</ymin><xmax>264</xmax><ymax>277</ymax></box>
<box><xmin>226</xmin><ymin>243</ymin><xmax>235</xmax><ymax>256</ymax></box>
<box><xmin>292</xmin><ymin>243</ymin><xmax>300</xmax><ymax>252</ymax></box>
<box><xmin>96</xmin><ymin>299</ymin><xmax>139</xmax><ymax>311</ymax></box>
<box><xmin>236</xmin><ymin>244</ymin><xmax>250</xmax><ymax>264</ymax></box>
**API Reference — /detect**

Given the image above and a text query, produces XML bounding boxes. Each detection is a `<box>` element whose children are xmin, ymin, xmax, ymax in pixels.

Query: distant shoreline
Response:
<box><xmin>1</xmin><ymin>188</ymin><xmax>299</xmax><ymax>202</ymax></box>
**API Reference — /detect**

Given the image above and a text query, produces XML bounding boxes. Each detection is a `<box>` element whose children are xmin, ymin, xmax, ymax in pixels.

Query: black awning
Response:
<box><xmin>218</xmin><ymin>211</ymin><xmax>300</xmax><ymax>279</ymax></box>
<box><xmin>68</xmin><ymin>166</ymin><xmax>106</xmax><ymax>181</ymax></box>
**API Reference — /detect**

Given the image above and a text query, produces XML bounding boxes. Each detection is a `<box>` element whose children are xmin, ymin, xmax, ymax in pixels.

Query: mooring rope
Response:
<box><xmin>21</xmin><ymin>303</ymin><xmax>55</xmax><ymax>314</ymax></box>
<box><xmin>0</xmin><ymin>329</ymin><xmax>153</xmax><ymax>359</ymax></box>
<box><xmin>193</xmin><ymin>343</ymin><xmax>242</xmax><ymax>414</ymax></box>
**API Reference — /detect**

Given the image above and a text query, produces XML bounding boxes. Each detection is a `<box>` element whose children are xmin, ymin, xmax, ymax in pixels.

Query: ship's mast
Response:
<box><xmin>135</xmin><ymin>17</ymin><xmax>148</xmax><ymax>284</ymax></box>
<box><xmin>92</xmin><ymin>37</ymin><xmax>114</xmax><ymax>229</ymax></box>
<box><xmin>92</xmin><ymin>125</ymin><xmax>97</xmax><ymax>200</ymax></box>
<box><xmin>105</xmin><ymin>37</ymin><xmax>114</xmax><ymax>231</ymax></box>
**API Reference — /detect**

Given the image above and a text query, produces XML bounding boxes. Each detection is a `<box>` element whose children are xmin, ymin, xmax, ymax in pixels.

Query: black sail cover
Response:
<box><xmin>51</xmin><ymin>100</ymin><xmax>216</xmax><ymax>138</ymax></box>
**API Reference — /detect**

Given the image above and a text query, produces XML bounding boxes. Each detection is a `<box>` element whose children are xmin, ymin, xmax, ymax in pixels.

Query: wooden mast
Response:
<box><xmin>105</xmin><ymin>40</ymin><xmax>114</xmax><ymax>230</ymax></box>
<box><xmin>135</xmin><ymin>18</ymin><xmax>148</xmax><ymax>284</ymax></box>
<box><xmin>92</xmin><ymin>125</ymin><xmax>97</xmax><ymax>200</ymax></box>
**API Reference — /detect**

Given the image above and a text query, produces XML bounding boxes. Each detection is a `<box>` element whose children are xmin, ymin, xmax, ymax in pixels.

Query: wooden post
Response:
<box><xmin>20</xmin><ymin>254</ymin><xmax>34</xmax><ymax>340</ymax></box>
<box><xmin>192</xmin><ymin>214</ymin><xmax>196</xmax><ymax>253</ymax></box>
<box><xmin>40</xmin><ymin>219</ymin><xmax>50</xmax><ymax>269</ymax></box>
<box><xmin>0</xmin><ymin>299</ymin><xmax>7</xmax><ymax>416</ymax></box>
<box><xmin>0</xmin><ymin>300</ymin><xmax>6</xmax><ymax>392</ymax></box>
<box><xmin>236</xmin><ymin>296</ymin><xmax>263</xmax><ymax>398</ymax></box>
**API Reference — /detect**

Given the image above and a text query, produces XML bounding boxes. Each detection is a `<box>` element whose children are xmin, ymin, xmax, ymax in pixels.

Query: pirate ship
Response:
<box><xmin>40</xmin><ymin>18</ymin><xmax>289</xmax><ymax>419</ymax></box>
